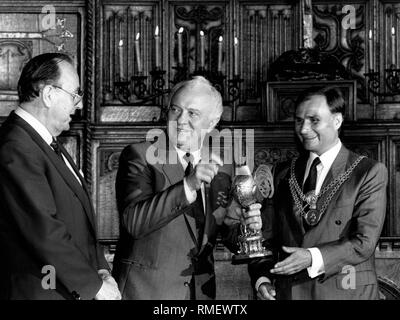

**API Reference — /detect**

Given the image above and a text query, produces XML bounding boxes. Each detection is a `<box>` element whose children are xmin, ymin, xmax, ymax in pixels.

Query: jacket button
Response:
<box><xmin>71</xmin><ymin>291</ymin><xmax>81</xmax><ymax>300</ymax></box>
<box><xmin>184</xmin><ymin>281</ymin><xmax>190</xmax><ymax>287</ymax></box>
<box><xmin>335</xmin><ymin>220</ymin><xmax>342</xmax><ymax>225</ymax></box>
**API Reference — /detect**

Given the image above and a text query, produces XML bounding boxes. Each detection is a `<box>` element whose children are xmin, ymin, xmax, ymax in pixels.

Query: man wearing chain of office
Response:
<box><xmin>249</xmin><ymin>86</ymin><xmax>388</xmax><ymax>300</ymax></box>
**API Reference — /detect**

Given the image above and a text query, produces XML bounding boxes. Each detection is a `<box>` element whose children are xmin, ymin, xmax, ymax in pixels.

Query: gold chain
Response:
<box><xmin>288</xmin><ymin>155</ymin><xmax>366</xmax><ymax>224</ymax></box>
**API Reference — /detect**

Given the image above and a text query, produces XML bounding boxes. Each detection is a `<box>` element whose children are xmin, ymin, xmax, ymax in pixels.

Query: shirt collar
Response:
<box><xmin>309</xmin><ymin>139</ymin><xmax>342</xmax><ymax>169</ymax></box>
<box><xmin>15</xmin><ymin>107</ymin><xmax>53</xmax><ymax>145</ymax></box>
<box><xmin>175</xmin><ymin>147</ymin><xmax>201</xmax><ymax>166</ymax></box>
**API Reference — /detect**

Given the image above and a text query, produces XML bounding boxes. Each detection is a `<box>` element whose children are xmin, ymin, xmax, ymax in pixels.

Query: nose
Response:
<box><xmin>177</xmin><ymin>110</ymin><xmax>189</xmax><ymax>124</ymax></box>
<box><xmin>299</xmin><ymin>120</ymin><xmax>310</xmax><ymax>135</ymax></box>
<box><xmin>75</xmin><ymin>100</ymin><xmax>83</xmax><ymax>110</ymax></box>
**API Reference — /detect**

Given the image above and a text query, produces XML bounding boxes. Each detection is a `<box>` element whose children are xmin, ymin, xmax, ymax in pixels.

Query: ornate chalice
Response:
<box><xmin>231</xmin><ymin>169</ymin><xmax>273</xmax><ymax>264</ymax></box>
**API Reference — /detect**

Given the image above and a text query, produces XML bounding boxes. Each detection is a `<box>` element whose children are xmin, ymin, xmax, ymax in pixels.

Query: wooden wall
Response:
<box><xmin>0</xmin><ymin>0</ymin><xmax>400</xmax><ymax>299</ymax></box>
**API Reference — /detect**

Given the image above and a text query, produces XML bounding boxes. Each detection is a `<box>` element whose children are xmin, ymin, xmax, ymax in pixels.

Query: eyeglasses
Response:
<box><xmin>52</xmin><ymin>85</ymin><xmax>83</xmax><ymax>106</ymax></box>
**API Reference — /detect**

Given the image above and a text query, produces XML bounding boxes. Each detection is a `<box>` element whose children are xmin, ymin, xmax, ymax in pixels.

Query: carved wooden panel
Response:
<box><xmin>239</xmin><ymin>3</ymin><xmax>295</xmax><ymax>103</ymax></box>
<box><xmin>389</xmin><ymin>137</ymin><xmax>400</xmax><ymax>236</ymax></box>
<box><xmin>264</xmin><ymin>80</ymin><xmax>357</xmax><ymax>122</ymax></box>
<box><xmin>0</xmin><ymin>4</ymin><xmax>82</xmax><ymax>118</ymax></box>
<box><xmin>97</xmin><ymin>0</ymin><xmax>299</xmax><ymax>123</ymax></box>
<box><xmin>313</xmin><ymin>1</ymin><xmax>400</xmax><ymax>106</ymax></box>
<box><xmin>313</xmin><ymin>2</ymin><xmax>368</xmax><ymax>102</ymax></box>
<box><xmin>95</xmin><ymin>147</ymin><xmax>121</xmax><ymax>240</ymax></box>
<box><xmin>168</xmin><ymin>3</ymin><xmax>227</xmax><ymax>79</ymax></box>
<box><xmin>91</xmin><ymin>127</ymin><xmax>159</xmax><ymax>240</ymax></box>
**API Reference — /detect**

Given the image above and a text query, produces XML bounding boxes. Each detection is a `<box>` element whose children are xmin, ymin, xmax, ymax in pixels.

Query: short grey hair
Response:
<box><xmin>168</xmin><ymin>76</ymin><xmax>223</xmax><ymax>119</ymax></box>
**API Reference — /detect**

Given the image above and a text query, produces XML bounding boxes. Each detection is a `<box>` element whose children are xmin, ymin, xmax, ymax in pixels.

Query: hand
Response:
<box><xmin>270</xmin><ymin>246</ymin><xmax>312</xmax><ymax>275</ymax></box>
<box><xmin>186</xmin><ymin>153</ymin><xmax>223</xmax><ymax>191</ymax></box>
<box><xmin>242</xmin><ymin>203</ymin><xmax>262</xmax><ymax>232</ymax></box>
<box><xmin>212</xmin><ymin>206</ymin><xmax>228</xmax><ymax>226</ymax></box>
<box><xmin>95</xmin><ymin>271</ymin><xmax>121</xmax><ymax>300</ymax></box>
<box><xmin>224</xmin><ymin>200</ymin><xmax>262</xmax><ymax>231</ymax></box>
<box><xmin>257</xmin><ymin>282</ymin><xmax>276</xmax><ymax>300</ymax></box>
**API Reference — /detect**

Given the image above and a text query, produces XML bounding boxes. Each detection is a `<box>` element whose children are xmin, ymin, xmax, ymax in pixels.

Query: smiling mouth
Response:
<box><xmin>302</xmin><ymin>136</ymin><xmax>317</xmax><ymax>140</ymax></box>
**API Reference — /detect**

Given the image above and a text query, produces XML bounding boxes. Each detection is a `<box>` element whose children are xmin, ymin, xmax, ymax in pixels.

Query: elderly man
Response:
<box><xmin>112</xmin><ymin>76</ymin><xmax>262</xmax><ymax>299</ymax></box>
<box><xmin>250</xmin><ymin>86</ymin><xmax>387</xmax><ymax>300</ymax></box>
<box><xmin>0</xmin><ymin>53</ymin><xmax>120</xmax><ymax>300</ymax></box>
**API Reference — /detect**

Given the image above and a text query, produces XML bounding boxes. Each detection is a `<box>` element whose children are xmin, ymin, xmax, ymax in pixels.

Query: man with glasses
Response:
<box><xmin>52</xmin><ymin>85</ymin><xmax>84</xmax><ymax>106</ymax></box>
<box><xmin>0</xmin><ymin>53</ymin><xmax>121</xmax><ymax>300</ymax></box>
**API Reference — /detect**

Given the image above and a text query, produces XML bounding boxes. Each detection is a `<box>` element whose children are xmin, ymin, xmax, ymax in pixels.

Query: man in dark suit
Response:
<box><xmin>112</xmin><ymin>76</ymin><xmax>262</xmax><ymax>299</ymax></box>
<box><xmin>0</xmin><ymin>53</ymin><xmax>121</xmax><ymax>300</ymax></box>
<box><xmin>250</xmin><ymin>86</ymin><xmax>387</xmax><ymax>300</ymax></box>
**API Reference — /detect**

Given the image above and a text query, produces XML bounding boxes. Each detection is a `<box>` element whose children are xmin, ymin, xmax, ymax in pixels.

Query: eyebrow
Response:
<box><xmin>170</xmin><ymin>104</ymin><xmax>201</xmax><ymax>114</ymax></box>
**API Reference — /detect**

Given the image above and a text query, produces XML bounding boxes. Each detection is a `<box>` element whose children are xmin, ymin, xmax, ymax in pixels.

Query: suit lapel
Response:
<box><xmin>57</xmin><ymin>142</ymin><xmax>96</xmax><ymax>228</ymax></box>
<box><xmin>11</xmin><ymin>113</ymin><xmax>97</xmax><ymax>232</ymax></box>
<box><xmin>319</xmin><ymin>146</ymin><xmax>348</xmax><ymax>192</ymax></box>
<box><xmin>160</xmin><ymin>145</ymin><xmax>199</xmax><ymax>248</ymax></box>
<box><xmin>315</xmin><ymin>146</ymin><xmax>348</xmax><ymax>218</ymax></box>
<box><xmin>303</xmin><ymin>146</ymin><xmax>350</xmax><ymax>245</ymax></box>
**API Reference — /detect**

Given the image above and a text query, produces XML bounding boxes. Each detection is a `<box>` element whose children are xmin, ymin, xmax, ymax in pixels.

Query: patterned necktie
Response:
<box><xmin>183</xmin><ymin>153</ymin><xmax>205</xmax><ymax>242</ymax></box>
<box><xmin>50</xmin><ymin>137</ymin><xmax>63</xmax><ymax>159</ymax></box>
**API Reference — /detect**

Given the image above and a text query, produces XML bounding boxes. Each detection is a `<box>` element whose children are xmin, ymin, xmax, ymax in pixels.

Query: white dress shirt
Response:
<box><xmin>255</xmin><ymin>140</ymin><xmax>342</xmax><ymax>291</ymax></box>
<box><xmin>14</xmin><ymin>107</ymin><xmax>82</xmax><ymax>185</ymax></box>
<box><xmin>303</xmin><ymin>140</ymin><xmax>342</xmax><ymax>278</ymax></box>
<box><xmin>175</xmin><ymin>147</ymin><xmax>205</xmax><ymax>213</ymax></box>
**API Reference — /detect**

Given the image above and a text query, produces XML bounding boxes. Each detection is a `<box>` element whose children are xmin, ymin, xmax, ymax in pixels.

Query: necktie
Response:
<box><xmin>50</xmin><ymin>137</ymin><xmax>63</xmax><ymax>159</ymax></box>
<box><xmin>302</xmin><ymin>157</ymin><xmax>320</xmax><ymax>231</ymax></box>
<box><xmin>303</xmin><ymin>157</ymin><xmax>321</xmax><ymax>194</ymax></box>
<box><xmin>183</xmin><ymin>153</ymin><xmax>205</xmax><ymax>243</ymax></box>
<box><xmin>50</xmin><ymin>137</ymin><xmax>84</xmax><ymax>186</ymax></box>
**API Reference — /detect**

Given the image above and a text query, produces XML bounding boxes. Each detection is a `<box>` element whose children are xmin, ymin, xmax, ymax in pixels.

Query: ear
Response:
<box><xmin>333</xmin><ymin>113</ymin><xmax>343</xmax><ymax>130</ymax></box>
<box><xmin>206</xmin><ymin>116</ymin><xmax>220</xmax><ymax>133</ymax></box>
<box><xmin>41</xmin><ymin>85</ymin><xmax>53</xmax><ymax>108</ymax></box>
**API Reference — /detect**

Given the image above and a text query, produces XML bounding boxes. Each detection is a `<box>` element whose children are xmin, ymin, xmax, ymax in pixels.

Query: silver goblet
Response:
<box><xmin>231</xmin><ymin>173</ymin><xmax>272</xmax><ymax>264</ymax></box>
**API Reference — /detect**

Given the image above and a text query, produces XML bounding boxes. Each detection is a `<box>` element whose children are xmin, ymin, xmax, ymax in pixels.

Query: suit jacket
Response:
<box><xmin>249</xmin><ymin>146</ymin><xmax>387</xmax><ymax>300</ymax></box>
<box><xmin>0</xmin><ymin>111</ymin><xmax>109</xmax><ymax>300</ymax></box>
<box><xmin>112</xmin><ymin>140</ymin><xmax>236</xmax><ymax>300</ymax></box>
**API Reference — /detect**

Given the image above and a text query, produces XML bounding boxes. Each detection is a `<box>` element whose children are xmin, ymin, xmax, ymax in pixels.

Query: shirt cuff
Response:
<box><xmin>255</xmin><ymin>277</ymin><xmax>271</xmax><ymax>292</ymax></box>
<box><xmin>183</xmin><ymin>177</ymin><xmax>197</xmax><ymax>204</ymax></box>
<box><xmin>307</xmin><ymin>247</ymin><xmax>325</xmax><ymax>278</ymax></box>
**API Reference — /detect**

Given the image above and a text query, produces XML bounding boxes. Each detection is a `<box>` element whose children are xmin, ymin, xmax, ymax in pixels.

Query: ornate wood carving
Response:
<box><xmin>264</xmin><ymin>80</ymin><xmax>357</xmax><ymax>122</ymax></box>
<box><xmin>102</xmin><ymin>4</ymin><xmax>158</xmax><ymax>104</ymax></box>
<box><xmin>97</xmin><ymin>148</ymin><xmax>121</xmax><ymax>239</ymax></box>
<box><xmin>0</xmin><ymin>41</ymin><xmax>31</xmax><ymax>90</ymax></box>
<box><xmin>312</xmin><ymin>3</ymin><xmax>367</xmax><ymax>102</ymax></box>
<box><xmin>0</xmin><ymin>6</ymin><xmax>82</xmax><ymax>117</ymax></box>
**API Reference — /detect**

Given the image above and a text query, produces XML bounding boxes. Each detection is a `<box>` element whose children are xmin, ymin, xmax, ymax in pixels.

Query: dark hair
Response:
<box><xmin>295</xmin><ymin>86</ymin><xmax>345</xmax><ymax>115</ymax></box>
<box><xmin>17</xmin><ymin>53</ymin><xmax>74</xmax><ymax>103</ymax></box>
